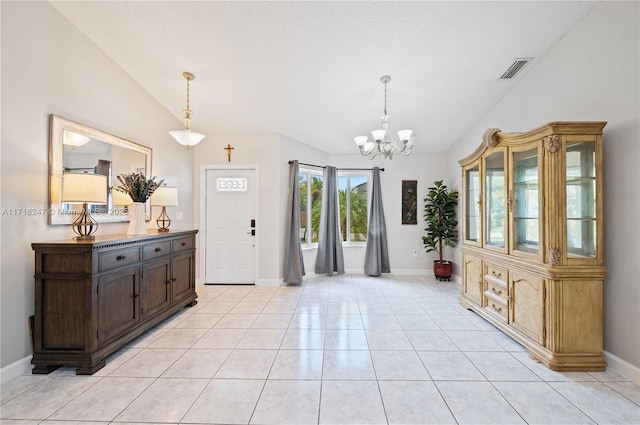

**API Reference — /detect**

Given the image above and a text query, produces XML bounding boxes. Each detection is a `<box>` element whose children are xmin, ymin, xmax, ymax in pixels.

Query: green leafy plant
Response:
<box><xmin>114</xmin><ymin>172</ymin><xmax>164</xmax><ymax>203</ymax></box>
<box><xmin>422</xmin><ymin>180</ymin><xmax>459</xmax><ymax>263</ymax></box>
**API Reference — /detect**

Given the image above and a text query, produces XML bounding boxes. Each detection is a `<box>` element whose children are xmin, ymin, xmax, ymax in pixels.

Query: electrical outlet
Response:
<box><xmin>412</xmin><ymin>250</ymin><xmax>418</xmax><ymax>258</ymax></box>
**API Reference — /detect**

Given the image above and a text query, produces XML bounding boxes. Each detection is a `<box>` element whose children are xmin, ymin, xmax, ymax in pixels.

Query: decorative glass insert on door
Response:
<box><xmin>485</xmin><ymin>151</ymin><xmax>506</xmax><ymax>248</ymax></box>
<box><xmin>216</xmin><ymin>177</ymin><xmax>247</xmax><ymax>192</ymax></box>
<box><xmin>566</xmin><ymin>141</ymin><xmax>596</xmax><ymax>257</ymax></box>
<box><xmin>513</xmin><ymin>148</ymin><xmax>539</xmax><ymax>254</ymax></box>
<box><xmin>465</xmin><ymin>165</ymin><xmax>480</xmax><ymax>243</ymax></box>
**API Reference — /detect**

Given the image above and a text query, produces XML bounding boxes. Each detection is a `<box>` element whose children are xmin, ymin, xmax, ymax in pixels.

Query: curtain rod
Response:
<box><xmin>289</xmin><ymin>161</ymin><xmax>384</xmax><ymax>172</ymax></box>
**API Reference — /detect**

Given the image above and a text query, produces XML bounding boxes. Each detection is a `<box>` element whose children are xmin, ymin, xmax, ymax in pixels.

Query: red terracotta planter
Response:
<box><xmin>433</xmin><ymin>260</ymin><xmax>453</xmax><ymax>281</ymax></box>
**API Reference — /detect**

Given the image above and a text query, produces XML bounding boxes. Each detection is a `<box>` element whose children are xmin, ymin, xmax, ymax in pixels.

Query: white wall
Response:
<box><xmin>444</xmin><ymin>1</ymin><xmax>639</xmax><ymax>369</ymax></box>
<box><xmin>0</xmin><ymin>2</ymin><xmax>194</xmax><ymax>368</ymax></box>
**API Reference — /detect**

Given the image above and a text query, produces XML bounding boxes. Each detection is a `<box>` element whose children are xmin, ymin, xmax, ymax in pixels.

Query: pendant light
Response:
<box><xmin>169</xmin><ymin>71</ymin><xmax>206</xmax><ymax>149</ymax></box>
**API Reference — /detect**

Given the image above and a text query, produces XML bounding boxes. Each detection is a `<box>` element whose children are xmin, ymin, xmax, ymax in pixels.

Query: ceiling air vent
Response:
<box><xmin>499</xmin><ymin>58</ymin><xmax>533</xmax><ymax>80</ymax></box>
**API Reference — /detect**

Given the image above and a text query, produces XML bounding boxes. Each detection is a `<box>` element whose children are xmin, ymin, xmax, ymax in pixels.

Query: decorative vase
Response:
<box><xmin>127</xmin><ymin>202</ymin><xmax>148</xmax><ymax>235</ymax></box>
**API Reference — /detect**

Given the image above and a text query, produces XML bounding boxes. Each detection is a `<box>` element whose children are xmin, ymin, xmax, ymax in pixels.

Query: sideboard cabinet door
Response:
<box><xmin>98</xmin><ymin>267</ymin><xmax>141</xmax><ymax>346</ymax></box>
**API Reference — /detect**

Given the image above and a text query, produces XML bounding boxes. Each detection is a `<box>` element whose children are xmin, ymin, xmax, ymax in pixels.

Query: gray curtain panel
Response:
<box><xmin>315</xmin><ymin>166</ymin><xmax>345</xmax><ymax>275</ymax></box>
<box><xmin>283</xmin><ymin>160</ymin><xmax>305</xmax><ymax>284</ymax></box>
<box><xmin>364</xmin><ymin>167</ymin><xmax>390</xmax><ymax>276</ymax></box>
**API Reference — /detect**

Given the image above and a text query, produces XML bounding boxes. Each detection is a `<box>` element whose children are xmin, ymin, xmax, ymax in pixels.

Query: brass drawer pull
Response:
<box><xmin>491</xmin><ymin>303</ymin><xmax>503</xmax><ymax>313</ymax></box>
<box><xmin>491</xmin><ymin>288</ymin><xmax>503</xmax><ymax>296</ymax></box>
<box><xmin>116</xmin><ymin>255</ymin><xmax>127</xmax><ymax>261</ymax></box>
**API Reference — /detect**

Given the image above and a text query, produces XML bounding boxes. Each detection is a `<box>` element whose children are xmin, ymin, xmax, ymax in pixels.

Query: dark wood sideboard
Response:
<box><xmin>31</xmin><ymin>229</ymin><xmax>198</xmax><ymax>375</ymax></box>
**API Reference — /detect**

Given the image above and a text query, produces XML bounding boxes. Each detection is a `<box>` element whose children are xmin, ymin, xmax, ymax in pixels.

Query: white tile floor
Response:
<box><xmin>2</xmin><ymin>274</ymin><xmax>639</xmax><ymax>424</ymax></box>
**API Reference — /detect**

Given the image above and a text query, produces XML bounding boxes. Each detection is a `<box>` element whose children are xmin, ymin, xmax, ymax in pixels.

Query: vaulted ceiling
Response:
<box><xmin>50</xmin><ymin>1</ymin><xmax>598</xmax><ymax>153</ymax></box>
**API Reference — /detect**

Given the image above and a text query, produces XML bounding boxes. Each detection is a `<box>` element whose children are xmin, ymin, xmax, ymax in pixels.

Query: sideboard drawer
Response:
<box><xmin>99</xmin><ymin>247</ymin><xmax>140</xmax><ymax>272</ymax></box>
<box><xmin>485</xmin><ymin>263</ymin><xmax>507</xmax><ymax>283</ymax></box>
<box><xmin>486</xmin><ymin>280</ymin><xmax>507</xmax><ymax>301</ymax></box>
<box><xmin>172</xmin><ymin>236</ymin><xmax>194</xmax><ymax>253</ymax></box>
<box><xmin>484</xmin><ymin>292</ymin><xmax>508</xmax><ymax>322</ymax></box>
<box><xmin>143</xmin><ymin>241</ymin><xmax>171</xmax><ymax>260</ymax></box>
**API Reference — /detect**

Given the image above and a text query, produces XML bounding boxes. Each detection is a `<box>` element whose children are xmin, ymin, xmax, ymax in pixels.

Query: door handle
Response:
<box><xmin>246</xmin><ymin>230</ymin><xmax>256</xmax><ymax>236</ymax></box>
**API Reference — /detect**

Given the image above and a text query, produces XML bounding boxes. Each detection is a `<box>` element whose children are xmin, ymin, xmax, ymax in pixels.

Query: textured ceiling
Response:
<box><xmin>50</xmin><ymin>1</ymin><xmax>598</xmax><ymax>153</ymax></box>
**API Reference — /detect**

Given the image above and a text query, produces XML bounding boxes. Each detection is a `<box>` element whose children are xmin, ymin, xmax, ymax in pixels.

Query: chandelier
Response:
<box><xmin>169</xmin><ymin>71</ymin><xmax>206</xmax><ymax>149</ymax></box>
<box><xmin>354</xmin><ymin>75</ymin><xmax>414</xmax><ymax>159</ymax></box>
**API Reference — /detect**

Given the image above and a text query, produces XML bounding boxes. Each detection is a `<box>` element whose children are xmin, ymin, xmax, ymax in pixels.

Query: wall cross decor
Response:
<box><xmin>224</xmin><ymin>144</ymin><xmax>235</xmax><ymax>162</ymax></box>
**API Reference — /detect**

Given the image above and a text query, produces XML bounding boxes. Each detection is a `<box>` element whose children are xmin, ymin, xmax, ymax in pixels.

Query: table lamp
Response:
<box><xmin>62</xmin><ymin>172</ymin><xmax>107</xmax><ymax>240</ymax></box>
<box><xmin>150</xmin><ymin>185</ymin><xmax>178</xmax><ymax>232</ymax></box>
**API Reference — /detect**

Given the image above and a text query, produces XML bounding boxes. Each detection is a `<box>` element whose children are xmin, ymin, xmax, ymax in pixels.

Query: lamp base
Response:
<box><xmin>156</xmin><ymin>206</ymin><xmax>172</xmax><ymax>232</ymax></box>
<box><xmin>71</xmin><ymin>203</ymin><xmax>99</xmax><ymax>240</ymax></box>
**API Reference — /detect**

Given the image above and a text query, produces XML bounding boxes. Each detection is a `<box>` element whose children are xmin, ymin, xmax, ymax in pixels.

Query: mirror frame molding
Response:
<box><xmin>48</xmin><ymin>114</ymin><xmax>153</xmax><ymax>225</ymax></box>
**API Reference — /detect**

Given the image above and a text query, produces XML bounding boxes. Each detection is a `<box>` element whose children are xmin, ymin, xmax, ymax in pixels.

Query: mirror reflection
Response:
<box><xmin>49</xmin><ymin>115</ymin><xmax>152</xmax><ymax>225</ymax></box>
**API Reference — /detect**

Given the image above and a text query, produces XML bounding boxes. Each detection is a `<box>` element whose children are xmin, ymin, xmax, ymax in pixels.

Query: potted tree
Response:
<box><xmin>422</xmin><ymin>180</ymin><xmax>459</xmax><ymax>281</ymax></box>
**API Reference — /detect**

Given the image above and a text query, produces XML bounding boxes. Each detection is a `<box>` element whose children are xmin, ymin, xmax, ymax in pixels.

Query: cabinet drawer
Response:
<box><xmin>143</xmin><ymin>241</ymin><xmax>171</xmax><ymax>260</ymax></box>
<box><xmin>99</xmin><ymin>247</ymin><xmax>140</xmax><ymax>272</ymax></box>
<box><xmin>486</xmin><ymin>279</ymin><xmax>507</xmax><ymax>302</ymax></box>
<box><xmin>485</xmin><ymin>263</ymin><xmax>507</xmax><ymax>283</ymax></box>
<box><xmin>484</xmin><ymin>292</ymin><xmax>508</xmax><ymax>322</ymax></box>
<box><xmin>172</xmin><ymin>237</ymin><xmax>194</xmax><ymax>253</ymax></box>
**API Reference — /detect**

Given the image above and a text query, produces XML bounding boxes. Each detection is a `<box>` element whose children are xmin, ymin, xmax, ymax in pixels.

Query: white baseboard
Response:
<box><xmin>386</xmin><ymin>268</ymin><xmax>430</xmax><ymax>275</ymax></box>
<box><xmin>0</xmin><ymin>355</ymin><xmax>32</xmax><ymax>384</ymax></box>
<box><xmin>603</xmin><ymin>350</ymin><xmax>640</xmax><ymax>384</ymax></box>
<box><xmin>256</xmin><ymin>279</ymin><xmax>282</xmax><ymax>287</ymax></box>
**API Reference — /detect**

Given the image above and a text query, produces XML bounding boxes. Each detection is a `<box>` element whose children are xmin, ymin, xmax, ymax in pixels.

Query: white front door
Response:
<box><xmin>204</xmin><ymin>168</ymin><xmax>257</xmax><ymax>284</ymax></box>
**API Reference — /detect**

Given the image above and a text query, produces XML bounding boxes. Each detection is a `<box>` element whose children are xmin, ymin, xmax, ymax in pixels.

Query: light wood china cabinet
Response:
<box><xmin>459</xmin><ymin>122</ymin><xmax>607</xmax><ymax>371</ymax></box>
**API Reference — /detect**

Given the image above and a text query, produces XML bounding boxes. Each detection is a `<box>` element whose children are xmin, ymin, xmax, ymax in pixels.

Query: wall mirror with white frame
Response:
<box><xmin>49</xmin><ymin>114</ymin><xmax>152</xmax><ymax>225</ymax></box>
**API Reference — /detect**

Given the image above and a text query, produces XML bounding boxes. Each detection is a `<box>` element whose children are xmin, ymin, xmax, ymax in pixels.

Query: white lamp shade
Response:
<box><xmin>62</xmin><ymin>173</ymin><xmax>107</xmax><ymax>204</ymax></box>
<box><xmin>169</xmin><ymin>130</ymin><xmax>206</xmax><ymax>147</ymax></box>
<box><xmin>397</xmin><ymin>129</ymin><xmax>413</xmax><ymax>142</ymax></box>
<box><xmin>151</xmin><ymin>186</ymin><xmax>178</xmax><ymax>206</ymax></box>
<box><xmin>111</xmin><ymin>188</ymin><xmax>133</xmax><ymax>205</ymax></box>
<box><xmin>354</xmin><ymin>136</ymin><xmax>368</xmax><ymax>147</ymax></box>
<box><xmin>371</xmin><ymin>129</ymin><xmax>386</xmax><ymax>142</ymax></box>
<box><xmin>63</xmin><ymin>130</ymin><xmax>90</xmax><ymax>147</ymax></box>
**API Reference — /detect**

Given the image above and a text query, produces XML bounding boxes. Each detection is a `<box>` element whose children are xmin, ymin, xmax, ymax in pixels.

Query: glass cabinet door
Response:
<box><xmin>485</xmin><ymin>150</ymin><xmax>506</xmax><ymax>249</ymax></box>
<box><xmin>512</xmin><ymin>147</ymin><xmax>540</xmax><ymax>255</ymax></box>
<box><xmin>464</xmin><ymin>164</ymin><xmax>481</xmax><ymax>244</ymax></box>
<box><xmin>566</xmin><ymin>141</ymin><xmax>596</xmax><ymax>258</ymax></box>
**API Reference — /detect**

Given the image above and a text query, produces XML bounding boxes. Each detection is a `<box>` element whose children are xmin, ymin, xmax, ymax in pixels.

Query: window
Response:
<box><xmin>216</xmin><ymin>177</ymin><xmax>247</xmax><ymax>192</ymax></box>
<box><xmin>338</xmin><ymin>173</ymin><xmax>369</xmax><ymax>243</ymax></box>
<box><xmin>298</xmin><ymin>169</ymin><xmax>370</xmax><ymax>245</ymax></box>
<box><xmin>299</xmin><ymin>170</ymin><xmax>323</xmax><ymax>244</ymax></box>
